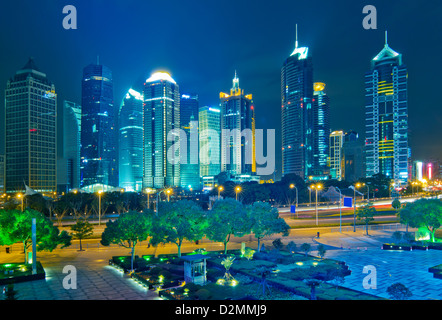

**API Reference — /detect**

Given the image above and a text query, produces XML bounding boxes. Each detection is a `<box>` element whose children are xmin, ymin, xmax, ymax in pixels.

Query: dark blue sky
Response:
<box><xmin>1</xmin><ymin>0</ymin><xmax>441</xmax><ymax>179</ymax></box>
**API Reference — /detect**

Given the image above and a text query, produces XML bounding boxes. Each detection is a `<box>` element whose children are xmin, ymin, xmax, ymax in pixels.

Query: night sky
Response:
<box><xmin>1</xmin><ymin>0</ymin><xmax>441</xmax><ymax>180</ymax></box>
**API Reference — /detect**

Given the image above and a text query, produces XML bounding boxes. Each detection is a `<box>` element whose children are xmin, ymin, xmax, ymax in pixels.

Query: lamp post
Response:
<box><xmin>98</xmin><ymin>190</ymin><xmax>103</xmax><ymax>226</ymax></box>
<box><xmin>17</xmin><ymin>193</ymin><xmax>24</xmax><ymax>212</ymax></box>
<box><xmin>218</xmin><ymin>186</ymin><xmax>223</xmax><ymax>200</ymax></box>
<box><xmin>145</xmin><ymin>188</ymin><xmax>154</xmax><ymax>210</ymax></box>
<box><xmin>235</xmin><ymin>186</ymin><xmax>241</xmax><ymax>201</ymax></box>
<box><xmin>290</xmin><ymin>184</ymin><xmax>298</xmax><ymax>218</ymax></box>
<box><xmin>166</xmin><ymin>188</ymin><xmax>172</xmax><ymax>202</ymax></box>
<box><xmin>310</xmin><ymin>184</ymin><xmax>322</xmax><ymax>226</ymax></box>
<box><xmin>335</xmin><ymin>187</ymin><xmax>343</xmax><ymax>233</ymax></box>
<box><xmin>353</xmin><ymin>183</ymin><xmax>362</xmax><ymax>232</ymax></box>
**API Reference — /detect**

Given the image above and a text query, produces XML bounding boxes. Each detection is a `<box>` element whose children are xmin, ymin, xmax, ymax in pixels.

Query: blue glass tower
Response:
<box><xmin>365</xmin><ymin>32</ymin><xmax>409</xmax><ymax>186</ymax></box>
<box><xmin>80</xmin><ymin>62</ymin><xmax>117</xmax><ymax>188</ymax></box>
<box><xmin>119</xmin><ymin>89</ymin><xmax>143</xmax><ymax>192</ymax></box>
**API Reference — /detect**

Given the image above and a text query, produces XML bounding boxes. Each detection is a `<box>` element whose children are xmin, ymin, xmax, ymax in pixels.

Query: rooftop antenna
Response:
<box><xmin>385</xmin><ymin>30</ymin><xmax>388</xmax><ymax>46</ymax></box>
<box><xmin>97</xmin><ymin>55</ymin><xmax>100</xmax><ymax>65</ymax></box>
<box><xmin>295</xmin><ymin>24</ymin><xmax>299</xmax><ymax>49</ymax></box>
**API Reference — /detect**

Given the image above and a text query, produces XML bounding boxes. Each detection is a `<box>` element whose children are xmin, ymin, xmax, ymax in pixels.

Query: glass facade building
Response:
<box><xmin>199</xmin><ymin>106</ymin><xmax>221</xmax><ymax>177</ymax></box>
<box><xmin>365</xmin><ymin>33</ymin><xmax>409</xmax><ymax>186</ymax></box>
<box><xmin>80</xmin><ymin>63</ymin><xmax>117</xmax><ymax>188</ymax></box>
<box><xmin>62</xmin><ymin>100</ymin><xmax>81</xmax><ymax>190</ymax></box>
<box><xmin>4</xmin><ymin>58</ymin><xmax>57</xmax><ymax>193</ymax></box>
<box><xmin>119</xmin><ymin>89</ymin><xmax>143</xmax><ymax>192</ymax></box>
<box><xmin>180</xmin><ymin>93</ymin><xmax>200</xmax><ymax>190</ymax></box>
<box><xmin>220</xmin><ymin>72</ymin><xmax>254</xmax><ymax>175</ymax></box>
<box><xmin>143</xmin><ymin>72</ymin><xmax>180</xmax><ymax>188</ymax></box>
<box><xmin>281</xmin><ymin>29</ymin><xmax>314</xmax><ymax>180</ymax></box>
<box><xmin>329</xmin><ymin>130</ymin><xmax>344</xmax><ymax>180</ymax></box>
<box><xmin>312</xmin><ymin>82</ymin><xmax>330</xmax><ymax>176</ymax></box>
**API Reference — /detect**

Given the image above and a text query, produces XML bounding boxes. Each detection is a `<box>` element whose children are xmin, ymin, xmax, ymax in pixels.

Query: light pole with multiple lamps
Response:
<box><xmin>310</xmin><ymin>184</ymin><xmax>322</xmax><ymax>226</ymax></box>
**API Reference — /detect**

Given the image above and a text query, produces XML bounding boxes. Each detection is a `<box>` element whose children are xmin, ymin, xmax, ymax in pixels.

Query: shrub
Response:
<box><xmin>287</xmin><ymin>241</ymin><xmax>297</xmax><ymax>253</ymax></box>
<box><xmin>386</xmin><ymin>283</ymin><xmax>412</xmax><ymax>300</ymax></box>
<box><xmin>272</xmin><ymin>238</ymin><xmax>284</xmax><ymax>251</ymax></box>
<box><xmin>183</xmin><ymin>282</ymin><xmax>200</xmax><ymax>293</ymax></box>
<box><xmin>392</xmin><ymin>231</ymin><xmax>402</xmax><ymax>243</ymax></box>
<box><xmin>195</xmin><ymin>289</ymin><xmax>211</xmax><ymax>300</ymax></box>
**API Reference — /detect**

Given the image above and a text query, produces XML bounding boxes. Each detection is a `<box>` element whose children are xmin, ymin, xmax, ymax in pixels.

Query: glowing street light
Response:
<box><xmin>98</xmin><ymin>190</ymin><xmax>103</xmax><ymax>226</ymax></box>
<box><xmin>235</xmin><ymin>186</ymin><xmax>241</xmax><ymax>201</ymax></box>
<box><xmin>290</xmin><ymin>184</ymin><xmax>298</xmax><ymax>218</ymax></box>
<box><xmin>310</xmin><ymin>184</ymin><xmax>322</xmax><ymax>226</ymax></box>
<box><xmin>145</xmin><ymin>188</ymin><xmax>154</xmax><ymax>210</ymax></box>
<box><xmin>166</xmin><ymin>188</ymin><xmax>172</xmax><ymax>202</ymax></box>
<box><xmin>17</xmin><ymin>193</ymin><xmax>24</xmax><ymax>212</ymax></box>
<box><xmin>353</xmin><ymin>183</ymin><xmax>363</xmax><ymax>232</ymax></box>
<box><xmin>218</xmin><ymin>186</ymin><xmax>224</xmax><ymax>200</ymax></box>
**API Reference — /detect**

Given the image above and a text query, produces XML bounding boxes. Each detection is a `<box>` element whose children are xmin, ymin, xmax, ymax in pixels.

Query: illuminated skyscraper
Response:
<box><xmin>199</xmin><ymin>106</ymin><xmax>221</xmax><ymax>177</ymax></box>
<box><xmin>119</xmin><ymin>89</ymin><xmax>143</xmax><ymax>192</ymax></box>
<box><xmin>281</xmin><ymin>26</ymin><xmax>314</xmax><ymax>180</ymax></box>
<box><xmin>80</xmin><ymin>62</ymin><xmax>117</xmax><ymax>188</ymax></box>
<box><xmin>180</xmin><ymin>93</ymin><xmax>200</xmax><ymax>190</ymax></box>
<box><xmin>365</xmin><ymin>32</ymin><xmax>409</xmax><ymax>186</ymax></box>
<box><xmin>62</xmin><ymin>100</ymin><xmax>82</xmax><ymax>190</ymax></box>
<box><xmin>4</xmin><ymin>58</ymin><xmax>57</xmax><ymax>193</ymax></box>
<box><xmin>329</xmin><ymin>131</ymin><xmax>344</xmax><ymax>180</ymax></box>
<box><xmin>143</xmin><ymin>72</ymin><xmax>180</xmax><ymax>188</ymax></box>
<box><xmin>220</xmin><ymin>72</ymin><xmax>254</xmax><ymax>175</ymax></box>
<box><xmin>312</xmin><ymin>82</ymin><xmax>330</xmax><ymax>176</ymax></box>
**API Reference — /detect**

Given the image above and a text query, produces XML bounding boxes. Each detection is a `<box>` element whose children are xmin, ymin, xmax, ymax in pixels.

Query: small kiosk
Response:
<box><xmin>181</xmin><ymin>254</ymin><xmax>209</xmax><ymax>285</ymax></box>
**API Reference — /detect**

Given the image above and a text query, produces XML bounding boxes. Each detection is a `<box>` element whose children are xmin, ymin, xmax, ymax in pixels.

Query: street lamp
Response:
<box><xmin>17</xmin><ymin>193</ymin><xmax>24</xmax><ymax>212</ymax></box>
<box><xmin>310</xmin><ymin>184</ymin><xmax>322</xmax><ymax>226</ymax></box>
<box><xmin>290</xmin><ymin>184</ymin><xmax>298</xmax><ymax>218</ymax></box>
<box><xmin>166</xmin><ymin>188</ymin><xmax>172</xmax><ymax>202</ymax></box>
<box><xmin>145</xmin><ymin>188</ymin><xmax>154</xmax><ymax>210</ymax></box>
<box><xmin>98</xmin><ymin>190</ymin><xmax>103</xmax><ymax>226</ymax></box>
<box><xmin>335</xmin><ymin>186</ymin><xmax>343</xmax><ymax>233</ymax></box>
<box><xmin>218</xmin><ymin>186</ymin><xmax>224</xmax><ymax>200</ymax></box>
<box><xmin>353</xmin><ymin>183</ymin><xmax>362</xmax><ymax>232</ymax></box>
<box><xmin>235</xmin><ymin>186</ymin><xmax>241</xmax><ymax>201</ymax></box>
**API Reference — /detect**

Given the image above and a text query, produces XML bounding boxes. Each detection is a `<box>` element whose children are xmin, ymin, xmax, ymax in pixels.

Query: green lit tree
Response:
<box><xmin>356</xmin><ymin>202</ymin><xmax>376</xmax><ymax>235</ymax></box>
<box><xmin>150</xmin><ymin>200</ymin><xmax>207</xmax><ymax>258</ymax></box>
<box><xmin>206</xmin><ymin>198</ymin><xmax>252</xmax><ymax>254</ymax></box>
<box><xmin>101</xmin><ymin>210</ymin><xmax>152</xmax><ymax>272</ymax></box>
<box><xmin>70</xmin><ymin>220</ymin><xmax>94</xmax><ymax>251</ymax></box>
<box><xmin>0</xmin><ymin>209</ymin><xmax>71</xmax><ymax>263</ymax></box>
<box><xmin>399</xmin><ymin>198</ymin><xmax>442</xmax><ymax>243</ymax></box>
<box><xmin>250</xmin><ymin>201</ymin><xmax>290</xmax><ymax>252</ymax></box>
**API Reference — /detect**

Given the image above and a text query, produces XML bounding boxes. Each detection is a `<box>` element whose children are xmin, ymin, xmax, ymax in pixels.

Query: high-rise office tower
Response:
<box><xmin>119</xmin><ymin>89</ymin><xmax>143</xmax><ymax>192</ymax></box>
<box><xmin>199</xmin><ymin>106</ymin><xmax>221</xmax><ymax>177</ymax></box>
<box><xmin>329</xmin><ymin>130</ymin><xmax>344</xmax><ymax>180</ymax></box>
<box><xmin>80</xmin><ymin>62</ymin><xmax>117</xmax><ymax>188</ymax></box>
<box><xmin>4</xmin><ymin>58</ymin><xmax>57</xmax><ymax>193</ymax></box>
<box><xmin>312</xmin><ymin>82</ymin><xmax>330</xmax><ymax>176</ymax></box>
<box><xmin>365</xmin><ymin>32</ymin><xmax>409</xmax><ymax>186</ymax></box>
<box><xmin>342</xmin><ymin>131</ymin><xmax>365</xmax><ymax>183</ymax></box>
<box><xmin>62</xmin><ymin>100</ymin><xmax>82</xmax><ymax>190</ymax></box>
<box><xmin>281</xmin><ymin>25</ymin><xmax>314</xmax><ymax>180</ymax></box>
<box><xmin>220</xmin><ymin>72</ymin><xmax>254</xmax><ymax>175</ymax></box>
<box><xmin>143</xmin><ymin>72</ymin><xmax>180</xmax><ymax>188</ymax></box>
<box><xmin>180</xmin><ymin>93</ymin><xmax>200</xmax><ymax>190</ymax></box>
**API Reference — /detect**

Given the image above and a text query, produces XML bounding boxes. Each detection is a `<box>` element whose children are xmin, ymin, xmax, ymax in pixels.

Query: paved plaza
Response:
<box><xmin>0</xmin><ymin>228</ymin><xmax>441</xmax><ymax>300</ymax></box>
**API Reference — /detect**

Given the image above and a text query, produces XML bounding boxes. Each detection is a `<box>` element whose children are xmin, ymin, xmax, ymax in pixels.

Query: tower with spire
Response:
<box><xmin>281</xmin><ymin>24</ymin><xmax>314</xmax><ymax>180</ymax></box>
<box><xmin>220</xmin><ymin>71</ymin><xmax>255</xmax><ymax>176</ymax></box>
<box><xmin>365</xmin><ymin>31</ymin><xmax>409</xmax><ymax>186</ymax></box>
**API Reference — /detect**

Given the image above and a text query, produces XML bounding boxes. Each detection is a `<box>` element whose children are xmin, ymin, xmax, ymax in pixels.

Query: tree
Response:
<box><xmin>101</xmin><ymin>210</ymin><xmax>152</xmax><ymax>272</ymax></box>
<box><xmin>300</xmin><ymin>243</ymin><xmax>311</xmax><ymax>256</ymax></box>
<box><xmin>392</xmin><ymin>199</ymin><xmax>401</xmax><ymax>213</ymax></box>
<box><xmin>249</xmin><ymin>201</ymin><xmax>290</xmax><ymax>252</ymax></box>
<box><xmin>206</xmin><ymin>198</ymin><xmax>252</xmax><ymax>254</ymax></box>
<box><xmin>287</xmin><ymin>241</ymin><xmax>297</xmax><ymax>253</ymax></box>
<box><xmin>399</xmin><ymin>198</ymin><xmax>442</xmax><ymax>242</ymax></box>
<box><xmin>0</xmin><ymin>209</ymin><xmax>71</xmax><ymax>263</ymax></box>
<box><xmin>386</xmin><ymin>283</ymin><xmax>412</xmax><ymax>300</ymax></box>
<box><xmin>70</xmin><ymin>220</ymin><xmax>94</xmax><ymax>251</ymax></box>
<box><xmin>150</xmin><ymin>200</ymin><xmax>207</xmax><ymax>258</ymax></box>
<box><xmin>304</xmin><ymin>279</ymin><xmax>322</xmax><ymax>300</ymax></box>
<box><xmin>356</xmin><ymin>202</ymin><xmax>376</xmax><ymax>235</ymax></box>
<box><xmin>317</xmin><ymin>244</ymin><xmax>327</xmax><ymax>260</ymax></box>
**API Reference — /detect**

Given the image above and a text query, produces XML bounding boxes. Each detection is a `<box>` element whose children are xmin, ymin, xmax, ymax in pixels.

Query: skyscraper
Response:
<box><xmin>365</xmin><ymin>32</ymin><xmax>409</xmax><ymax>186</ymax></box>
<box><xmin>143</xmin><ymin>72</ymin><xmax>180</xmax><ymax>188</ymax></box>
<box><xmin>312</xmin><ymin>82</ymin><xmax>330</xmax><ymax>177</ymax></box>
<box><xmin>80</xmin><ymin>62</ymin><xmax>117</xmax><ymax>188</ymax></box>
<box><xmin>281</xmin><ymin>26</ymin><xmax>314</xmax><ymax>180</ymax></box>
<box><xmin>119</xmin><ymin>89</ymin><xmax>143</xmax><ymax>192</ymax></box>
<box><xmin>199</xmin><ymin>106</ymin><xmax>221</xmax><ymax>177</ymax></box>
<box><xmin>4</xmin><ymin>58</ymin><xmax>57</xmax><ymax>193</ymax></box>
<box><xmin>62</xmin><ymin>100</ymin><xmax>82</xmax><ymax>190</ymax></box>
<box><xmin>180</xmin><ymin>93</ymin><xmax>200</xmax><ymax>190</ymax></box>
<box><xmin>329</xmin><ymin>130</ymin><xmax>344</xmax><ymax>180</ymax></box>
<box><xmin>220</xmin><ymin>72</ymin><xmax>254</xmax><ymax>176</ymax></box>
<box><xmin>342</xmin><ymin>131</ymin><xmax>365</xmax><ymax>183</ymax></box>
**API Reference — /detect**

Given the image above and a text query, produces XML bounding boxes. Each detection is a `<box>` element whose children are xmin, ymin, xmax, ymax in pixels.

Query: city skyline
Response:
<box><xmin>0</xmin><ymin>1</ymin><xmax>441</xmax><ymax>181</ymax></box>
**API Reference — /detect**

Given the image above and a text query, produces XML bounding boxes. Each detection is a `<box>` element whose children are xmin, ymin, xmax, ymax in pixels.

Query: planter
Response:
<box><xmin>428</xmin><ymin>264</ymin><xmax>442</xmax><ymax>279</ymax></box>
<box><xmin>382</xmin><ymin>244</ymin><xmax>412</xmax><ymax>251</ymax></box>
<box><xmin>411</xmin><ymin>245</ymin><xmax>428</xmax><ymax>251</ymax></box>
